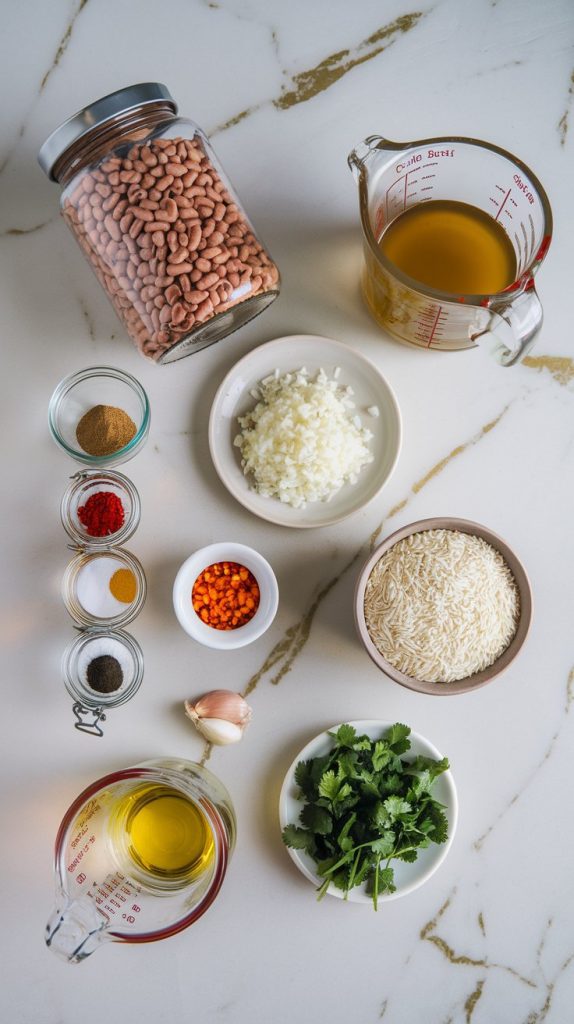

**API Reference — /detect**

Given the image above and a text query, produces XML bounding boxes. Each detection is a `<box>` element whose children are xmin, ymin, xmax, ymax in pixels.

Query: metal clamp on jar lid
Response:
<box><xmin>62</xmin><ymin>628</ymin><xmax>144</xmax><ymax>737</ymax></box>
<box><xmin>38</xmin><ymin>84</ymin><xmax>280</xmax><ymax>363</ymax></box>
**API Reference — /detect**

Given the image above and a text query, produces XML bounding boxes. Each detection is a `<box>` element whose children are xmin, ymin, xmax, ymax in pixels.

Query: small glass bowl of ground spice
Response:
<box><xmin>62</xmin><ymin>628</ymin><xmax>144</xmax><ymax>735</ymax></box>
<box><xmin>61</xmin><ymin>470</ymin><xmax>141</xmax><ymax>548</ymax></box>
<box><xmin>173</xmin><ymin>542</ymin><xmax>278</xmax><ymax>649</ymax></box>
<box><xmin>48</xmin><ymin>365</ymin><xmax>150</xmax><ymax>467</ymax></box>
<box><xmin>62</xmin><ymin>547</ymin><xmax>147</xmax><ymax>628</ymax></box>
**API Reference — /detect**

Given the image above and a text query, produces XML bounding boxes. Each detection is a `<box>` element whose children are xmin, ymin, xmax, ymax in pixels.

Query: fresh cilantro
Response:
<box><xmin>281</xmin><ymin>824</ymin><xmax>316</xmax><ymax>853</ymax></box>
<box><xmin>281</xmin><ymin>723</ymin><xmax>451</xmax><ymax>910</ymax></box>
<box><xmin>332</xmin><ymin>724</ymin><xmax>357</xmax><ymax>747</ymax></box>
<box><xmin>300</xmin><ymin>803</ymin><xmax>332</xmax><ymax>835</ymax></box>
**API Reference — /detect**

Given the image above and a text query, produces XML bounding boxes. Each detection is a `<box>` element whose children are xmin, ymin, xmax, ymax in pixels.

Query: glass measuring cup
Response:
<box><xmin>348</xmin><ymin>135</ymin><xmax>552</xmax><ymax>365</ymax></box>
<box><xmin>45</xmin><ymin>758</ymin><xmax>236</xmax><ymax>962</ymax></box>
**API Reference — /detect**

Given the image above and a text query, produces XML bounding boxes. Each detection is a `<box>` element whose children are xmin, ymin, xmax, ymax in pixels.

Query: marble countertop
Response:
<box><xmin>2</xmin><ymin>1</ymin><xmax>574</xmax><ymax>1021</ymax></box>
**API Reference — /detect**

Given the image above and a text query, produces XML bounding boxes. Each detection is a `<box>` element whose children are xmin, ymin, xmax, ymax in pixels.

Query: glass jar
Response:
<box><xmin>62</xmin><ymin>547</ymin><xmax>147</xmax><ymax>628</ymax></box>
<box><xmin>38</xmin><ymin>83</ymin><xmax>280</xmax><ymax>363</ymax></box>
<box><xmin>48</xmin><ymin>365</ymin><xmax>150</xmax><ymax>466</ymax></box>
<box><xmin>62</xmin><ymin>628</ymin><xmax>144</xmax><ymax>737</ymax></box>
<box><xmin>61</xmin><ymin>469</ymin><xmax>141</xmax><ymax>548</ymax></box>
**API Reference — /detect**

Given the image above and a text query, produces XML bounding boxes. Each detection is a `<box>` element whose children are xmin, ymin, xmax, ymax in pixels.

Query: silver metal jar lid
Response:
<box><xmin>38</xmin><ymin>82</ymin><xmax>177</xmax><ymax>180</ymax></box>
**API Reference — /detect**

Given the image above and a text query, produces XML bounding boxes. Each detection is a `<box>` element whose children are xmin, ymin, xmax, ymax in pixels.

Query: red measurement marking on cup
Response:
<box><xmin>92</xmin><ymin>872</ymin><xmax>141</xmax><ymax>918</ymax></box>
<box><xmin>490</xmin><ymin>185</ymin><xmax>513</xmax><ymax>222</ymax></box>
<box><xmin>414</xmin><ymin>305</ymin><xmax>447</xmax><ymax>347</ymax></box>
<box><xmin>386</xmin><ymin>161</ymin><xmax>439</xmax><ymax>219</ymax></box>
<box><xmin>385</xmin><ymin>171</ymin><xmax>410</xmax><ymax>219</ymax></box>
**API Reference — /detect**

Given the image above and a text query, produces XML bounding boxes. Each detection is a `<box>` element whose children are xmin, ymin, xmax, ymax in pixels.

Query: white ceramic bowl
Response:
<box><xmin>173</xmin><ymin>542</ymin><xmax>279</xmax><ymax>650</ymax></box>
<box><xmin>279</xmin><ymin>720</ymin><xmax>458</xmax><ymax>903</ymax></box>
<box><xmin>208</xmin><ymin>334</ymin><xmax>402</xmax><ymax>528</ymax></box>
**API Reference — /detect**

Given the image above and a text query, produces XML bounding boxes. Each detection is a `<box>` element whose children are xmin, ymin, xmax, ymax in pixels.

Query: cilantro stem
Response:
<box><xmin>316</xmin><ymin>877</ymin><xmax>331</xmax><ymax>901</ymax></box>
<box><xmin>373</xmin><ymin>861</ymin><xmax>379</xmax><ymax>911</ymax></box>
<box><xmin>320</xmin><ymin>840</ymin><xmax>378</xmax><ymax>878</ymax></box>
<box><xmin>346</xmin><ymin>848</ymin><xmax>361</xmax><ymax>898</ymax></box>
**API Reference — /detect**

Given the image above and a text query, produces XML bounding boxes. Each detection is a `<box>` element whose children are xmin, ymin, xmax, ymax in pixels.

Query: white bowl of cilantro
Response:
<box><xmin>279</xmin><ymin>721</ymin><xmax>457</xmax><ymax>907</ymax></box>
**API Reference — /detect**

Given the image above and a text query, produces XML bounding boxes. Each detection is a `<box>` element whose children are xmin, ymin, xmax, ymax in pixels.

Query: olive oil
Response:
<box><xmin>110</xmin><ymin>783</ymin><xmax>214</xmax><ymax>884</ymax></box>
<box><xmin>379</xmin><ymin>199</ymin><xmax>517</xmax><ymax>295</ymax></box>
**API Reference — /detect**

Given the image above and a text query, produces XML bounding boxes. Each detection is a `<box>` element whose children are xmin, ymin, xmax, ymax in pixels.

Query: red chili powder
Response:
<box><xmin>77</xmin><ymin>491</ymin><xmax>125</xmax><ymax>537</ymax></box>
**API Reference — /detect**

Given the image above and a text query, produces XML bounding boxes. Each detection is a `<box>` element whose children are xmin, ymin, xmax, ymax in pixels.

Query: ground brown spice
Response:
<box><xmin>76</xmin><ymin>404</ymin><xmax>137</xmax><ymax>456</ymax></box>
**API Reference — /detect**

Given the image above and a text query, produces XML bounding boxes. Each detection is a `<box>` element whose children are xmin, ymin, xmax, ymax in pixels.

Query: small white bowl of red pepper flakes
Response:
<box><xmin>173</xmin><ymin>542</ymin><xmax>279</xmax><ymax>650</ymax></box>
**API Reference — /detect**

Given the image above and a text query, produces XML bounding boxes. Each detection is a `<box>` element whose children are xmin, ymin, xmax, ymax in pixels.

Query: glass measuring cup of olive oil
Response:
<box><xmin>45</xmin><ymin>759</ymin><xmax>236</xmax><ymax>962</ymax></box>
<box><xmin>348</xmin><ymin>135</ymin><xmax>552</xmax><ymax>365</ymax></box>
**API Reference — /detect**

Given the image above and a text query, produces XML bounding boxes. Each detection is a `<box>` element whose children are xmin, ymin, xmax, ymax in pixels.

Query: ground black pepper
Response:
<box><xmin>86</xmin><ymin>654</ymin><xmax>123</xmax><ymax>694</ymax></box>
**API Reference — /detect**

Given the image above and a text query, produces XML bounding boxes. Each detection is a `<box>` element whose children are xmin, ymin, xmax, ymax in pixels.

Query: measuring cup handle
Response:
<box><xmin>46</xmin><ymin>892</ymin><xmax>111</xmax><ymax>963</ymax></box>
<box><xmin>472</xmin><ymin>281</ymin><xmax>543</xmax><ymax>367</ymax></box>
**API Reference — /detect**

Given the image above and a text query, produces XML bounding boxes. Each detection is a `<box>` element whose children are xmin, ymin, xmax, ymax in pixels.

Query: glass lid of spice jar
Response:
<box><xmin>62</xmin><ymin>547</ymin><xmax>146</xmax><ymax>629</ymax></box>
<box><xmin>62</xmin><ymin>628</ymin><xmax>144</xmax><ymax>737</ymax></box>
<box><xmin>61</xmin><ymin>469</ymin><xmax>141</xmax><ymax>548</ymax></box>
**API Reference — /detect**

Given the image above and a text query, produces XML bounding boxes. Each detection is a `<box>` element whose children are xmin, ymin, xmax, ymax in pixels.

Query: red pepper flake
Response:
<box><xmin>192</xmin><ymin>561</ymin><xmax>260</xmax><ymax>630</ymax></box>
<box><xmin>77</xmin><ymin>491</ymin><xmax>125</xmax><ymax>537</ymax></box>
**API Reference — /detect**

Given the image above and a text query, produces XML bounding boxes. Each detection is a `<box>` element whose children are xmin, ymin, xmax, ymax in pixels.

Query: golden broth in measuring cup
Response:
<box><xmin>348</xmin><ymin>135</ymin><xmax>552</xmax><ymax>365</ymax></box>
<box><xmin>109</xmin><ymin>782</ymin><xmax>215</xmax><ymax>886</ymax></box>
<box><xmin>378</xmin><ymin>199</ymin><xmax>517</xmax><ymax>295</ymax></box>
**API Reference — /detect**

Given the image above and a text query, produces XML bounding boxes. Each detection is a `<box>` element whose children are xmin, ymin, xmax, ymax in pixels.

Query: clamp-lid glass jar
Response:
<box><xmin>38</xmin><ymin>83</ymin><xmax>280</xmax><ymax>364</ymax></box>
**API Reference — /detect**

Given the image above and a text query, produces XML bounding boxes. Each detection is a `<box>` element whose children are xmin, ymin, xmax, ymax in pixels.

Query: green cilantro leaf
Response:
<box><xmin>318</xmin><ymin>770</ymin><xmax>339</xmax><ymax>801</ymax></box>
<box><xmin>383</xmin><ymin>796</ymin><xmax>412</xmax><ymax>821</ymax></box>
<box><xmin>332</xmin><ymin>724</ymin><xmax>357</xmax><ymax>747</ymax></box>
<box><xmin>282</xmin><ymin>825</ymin><xmax>316</xmax><ymax>853</ymax></box>
<box><xmin>386</xmin><ymin>723</ymin><xmax>411</xmax><ymax>754</ymax></box>
<box><xmin>300</xmin><ymin>803</ymin><xmax>332</xmax><ymax>835</ymax></box>
<box><xmin>379</xmin><ymin>867</ymin><xmax>396</xmax><ymax>893</ymax></box>
<box><xmin>372</xmin><ymin>741</ymin><xmax>393</xmax><ymax>772</ymax></box>
<box><xmin>370</xmin><ymin>832</ymin><xmax>396</xmax><ymax>857</ymax></box>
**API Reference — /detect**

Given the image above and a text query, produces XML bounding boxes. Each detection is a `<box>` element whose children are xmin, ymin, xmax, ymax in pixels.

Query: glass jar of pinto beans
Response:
<box><xmin>38</xmin><ymin>83</ymin><xmax>280</xmax><ymax>363</ymax></box>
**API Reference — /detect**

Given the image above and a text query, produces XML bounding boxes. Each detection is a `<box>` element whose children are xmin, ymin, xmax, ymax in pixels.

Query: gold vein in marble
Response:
<box><xmin>242</xmin><ymin>553</ymin><xmax>362</xmax><ymax>698</ymax></box>
<box><xmin>239</xmin><ymin>403</ymin><xmax>510</xmax><ymax>701</ymax></box>
<box><xmin>0</xmin><ymin>1</ymin><xmax>90</xmax><ymax>178</ymax></box>
<box><xmin>474</xmin><ymin>728</ymin><xmax>560</xmax><ymax>851</ymax></box>
<box><xmin>412</xmin><ymin>410</ymin><xmax>507</xmax><ymax>494</ymax></box>
<box><xmin>79</xmin><ymin>298</ymin><xmax>95</xmax><ymax>341</ymax></box>
<box><xmin>0</xmin><ymin>124</ymin><xmax>24</xmax><ymax>175</ymax></box>
<box><xmin>464</xmin><ymin>979</ymin><xmax>485</xmax><ymax>1022</ymax></box>
<box><xmin>211</xmin><ymin>105</ymin><xmax>260</xmax><ymax>135</ymax></box>
<box><xmin>526</xmin><ymin>953</ymin><xmax>574</xmax><ymax>1023</ymax></box>
<box><xmin>369</xmin><ymin>407</ymin><xmax>508</xmax><ymax>551</ymax></box>
<box><xmin>475</xmin><ymin>662</ymin><xmax>574</xmax><ymax>850</ymax></box>
<box><xmin>421</xmin><ymin>891</ymin><xmax>536</xmax><ymax>987</ymax></box>
<box><xmin>523</xmin><ymin>355</ymin><xmax>574</xmax><ymax>387</ymax></box>
<box><xmin>211</xmin><ymin>11</ymin><xmax>424</xmax><ymax>134</ymax></box>
<box><xmin>477</xmin><ymin>912</ymin><xmax>486</xmax><ymax>937</ymax></box>
<box><xmin>567</xmin><ymin>666</ymin><xmax>574</xmax><ymax>711</ymax></box>
<box><xmin>1</xmin><ymin>219</ymin><xmax>52</xmax><ymax>237</ymax></box>
<box><xmin>558</xmin><ymin>68</ymin><xmax>574</xmax><ymax>146</ymax></box>
<box><xmin>40</xmin><ymin>0</ymin><xmax>90</xmax><ymax>92</ymax></box>
<box><xmin>273</xmin><ymin>13</ymin><xmax>424</xmax><ymax>110</ymax></box>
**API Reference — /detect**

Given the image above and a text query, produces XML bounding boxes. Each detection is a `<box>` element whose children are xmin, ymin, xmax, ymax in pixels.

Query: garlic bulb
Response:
<box><xmin>184</xmin><ymin>689</ymin><xmax>252</xmax><ymax>745</ymax></box>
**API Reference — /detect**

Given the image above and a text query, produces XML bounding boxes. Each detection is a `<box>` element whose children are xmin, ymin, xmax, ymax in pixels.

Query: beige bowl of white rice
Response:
<box><xmin>354</xmin><ymin>517</ymin><xmax>532</xmax><ymax>695</ymax></box>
